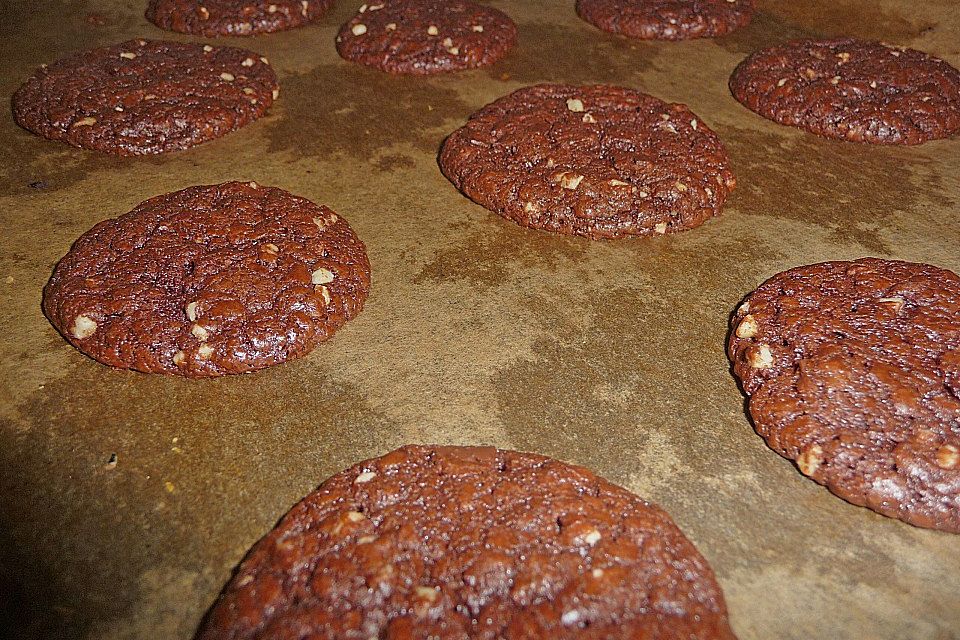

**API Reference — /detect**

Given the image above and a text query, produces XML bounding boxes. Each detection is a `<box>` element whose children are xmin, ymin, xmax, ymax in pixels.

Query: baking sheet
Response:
<box><xmin>1</xmin><ymin>0</ymin><xmax>959</xmax><ymax>638</ymax></box>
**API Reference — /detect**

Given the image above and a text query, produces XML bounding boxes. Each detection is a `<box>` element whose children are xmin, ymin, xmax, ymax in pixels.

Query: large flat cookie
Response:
<box><xmin>729</xmin><ymin>259</ymin><xmax>960</xmax><ymax>532</ymax></box>
<box><xmin>197</xmin><ymin>445</ymin><xmax>736</xmax><ymax>639</ymax></box>
<box><xmin>336</xmin><ymin>0</ymin><xmax>516</xmax><ymax>75</ymax></box>
<box><xmin>439</xmin><ymin>83</ymin><xmax>736</xmax><ymax>239</ymax></box>
<box><xmin>576</xmin><ymin>0</ymin><xmax>755</xmax><ymax>41</ymax></box>
<box><xmin>146</xmin><ymin>0</ymin><xmax>334</xmax><ymax>37</ymax></box>
<box><xmin>729</xmin><ymin>38</ymin><xmax>960</xmax><ymax>144</ymax></box>
<box><xmin>12</xmin><ymin>39</ymin><xmax>278</xmax><ymax>155</ymax></box>
<box><xmin>43</xmin><ymin>182</ymin><xmax>370</xmax><ymax>378</ymax></box>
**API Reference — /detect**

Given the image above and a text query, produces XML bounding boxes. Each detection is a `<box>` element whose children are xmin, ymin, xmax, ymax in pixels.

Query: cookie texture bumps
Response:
<box><xmin>12</xmin><ymin>39</ymin><xmax>278</xmax><ymax>155</ymax></box>
<box><xmin>43</xmin><ymin>182</ymin><xmax>370</xmax><ymax>377</ymax></box>
<box><xmin>576</xmin><ymin>0</ymin><xmax>754</xmax><ymax>40</ymax></box>
<box><xmin>729</xmin><ymin>38</ymin><xmax>960</xmax><ymax>144</ymax></box>
<box><xmin>729</xmin><ymin>259</ymin><xmax>960</xmax><ymax>532</ymax></box>
<box><xmin>197</xmin><ymin>445</ymin><xmax>737</xmax><ymax>639</ymax></box>
<box><xmin>439</xmin><ymin>83</ymin><xmax>736</xmax><ymax>239</ymax></box>
<box><xmin>146</xmin><ymin>0</ymin><xmax>334</xmax><ymax>36</ymax></box>
<box><xmin>336</xmin><ymin>0</ymin><xmax>516</xmax><ymax>74</ymax></box>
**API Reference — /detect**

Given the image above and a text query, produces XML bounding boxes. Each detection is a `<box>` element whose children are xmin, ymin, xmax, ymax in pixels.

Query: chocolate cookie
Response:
<box><xmin>43</xmin><ymin>182</ymin><xmax>370</xmax><ymax>378</ymax></box>
<box><xmin>146</xmin><ymin>0</ymin><xmax>333</xmax><ymax>37</ymax></box>
<box><xmin>729</xmin><ymin>38</ymin><xmax>960</xmax><ymax>144</ymax></box>
<box><xmin>576</xmin><ymin>0</ymin><xmax>755</xmax><ymax>40</ymax></box>
<box><xmin>336</xmin><ymin>0</ymin><xmax>516</xmax><ymax>75</ymax></box>
<box><xmin>12</xmin><ymin>39</ymin><xmax>278</xmax><ymax>155</ymax></box>
<box><xmin>729</xmin><ymin>259</ymin><xmax>960</xmax><ymax>533</ymax></box>
<box><xmin>439</xmin><ymin>84</ymin><xmax>736</xmax><ymax>239</ymax></box>
<box><xmin>197</xmin><ymin>445</ymin><xmax>736</xmax><ymax>639</ymax></box>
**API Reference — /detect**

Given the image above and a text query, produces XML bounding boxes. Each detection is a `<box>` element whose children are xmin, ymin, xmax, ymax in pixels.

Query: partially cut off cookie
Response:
<box><xmin>729</xmin><ymin>258</ymin><xmax>960</xmax><ymax>532</ymax></box>
<box><xmin>197</xmin><ymin>444</ymin><xmax>737</xmax><ymax>639</ymax></box>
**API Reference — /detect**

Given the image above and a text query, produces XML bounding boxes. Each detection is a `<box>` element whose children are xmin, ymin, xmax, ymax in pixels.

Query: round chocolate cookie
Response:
<box><xmin>439</xmin><ymin>83</ymin><xmax>736</xmax><ymax>239</ymax></box>
<box><xmin>576</xmin><ymin>0</ymin><xmax>755</xmax><ymax>41</ymax></box>
<box><xmin>729</xmin><ymin>259</ymin><xmax>960</xmax><ymax>532</ymax></box>
<box><xmin>197</xmin><ymin>445</ymin><xmax>736</xmax><ymax>639</ymax></box>
<box><xmin>12</xmin><ymin>39</ymin><xmax>278</xmax><ymax>155</ymax></box>
<box><xmin>335</xmin><ymin>0</ymin><xmax>516</xmax><ymax>75</ymax></box>
<box><xmin>146</xmin><ymin>0</ymin><xmax>333</xmax><ymax>37</ymax></box>
<box><xmin>43</xmin><ymin>182</ymin><xmax>370</xmax><ymax>378</ymax></box>
<box><xmin>729</xmin><ymin>38</ymin><xmax>960</xmax><ymax>144</ymax></box>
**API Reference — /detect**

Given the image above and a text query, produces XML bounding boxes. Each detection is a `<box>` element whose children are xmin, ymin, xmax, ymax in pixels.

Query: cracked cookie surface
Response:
<box><xmin>336</xmin><ymin>0</ymin><xmax>516</xmax><ymax>75</ymax></box>
<box><xmin>43</xmin><ymin>181</ymin><xmax>370</xmax><ymax>377</ymax></box>
<box><xmin>729</xmin><ymin>258</ymin><xmax>960</xmax><ymax>532</ymax></box>
<box><xmin>13</xmin><ymin>39</ymin><xmax>278</xmax><ymax>155</ymax></box>
<box><xmin>576</xmin><ymin>0</ymin><xmax>754</xmax><ymax>40</ymax></box>
<box><xmin>198</xmin><ymin>444</ymin><xmax>736</xmax><ymax>639</ymax></box>
<box><xmin>439</xmin><ymin>83</ymin><xmax>736</xmax><ymax>239</ymax></box>
<box><xmin>729</xmin><ymin>38</ymin><xmax>960</xmax><ymax>144</ymax></box>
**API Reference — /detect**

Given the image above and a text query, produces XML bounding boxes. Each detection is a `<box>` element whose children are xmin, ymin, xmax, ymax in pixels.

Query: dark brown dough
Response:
<box><xmin>12</xmin><ymin>39</ymin><xmax>278</xmax><ymax>155</ymax></box>
<box><xmin>439</xmin><ymin>83</ymin><xmax>736</xmax><ymax>239</ymax></box>
<box><xmin>576</xmin><ymin>0</ymin><xmax>755</xmax><ymax>41</ymax></box>
<box><xmin>729</xmin><ymin>38</ymin><xmax>960</xmax><ymax>144</ymax></box>
<box><xmin>43</xmin><ymin>182</ymin><xmax>370</xmax><ymax>378</ymax></box>
<box><xmin>146</xmin><ymin>0</ymin><xmax>334</xmax><ymax>37</ymax></box>
<box><xmin>335</xmin><ymin>0</ymin><xmax>516</xmax><ymax>75</ymax></box>
<box><xmin>197</xmin><ymin>445</ymin><xmax>737</xmax><ymax>639</ymax></box>
<box><xmin>729</xmin><ymin>258</ymin><xmax>960</xmax><ymax>532</ymax></box>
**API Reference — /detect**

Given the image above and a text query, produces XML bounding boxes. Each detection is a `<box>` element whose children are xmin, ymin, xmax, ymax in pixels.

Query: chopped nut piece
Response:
<box><xmin>777</xmin><ymin>77</ymin><xmax>787</xmax><ymax>87</ymax></box>
<box><xmin>220</xmin><ymin>72</ymin><xmax>235</xmax><ymax>82</ymax></box>
<box><xmin>312</xmin><ymin>267</ymin><xmax>335</xmax><ymax>284</ymax></box>
<box><xmin>675</xmin><ymin>180</ymin><xmax>688</xmax><ymax>192</ymax></box>
<box><xmin>173</xmin><ymin>351</ymin><xmax>186</xmax><ymax>365</ymax></box>
<box><xmin>561</xmin><ymin>610</ymin><xmax>581</xmax><ymax>626</ymax></box>
<box><xmin>523</xmin><ymin>201</ymin><xmax>538</xmax><ymax>213</ymax></box>
<box><xmin>472</xmin><ymin>24</ymin><xmax>484</xmax><ymax>32</ymax></box>
<box><xmin>248</xmin><ymin>181</ymin><xmax>258</xmax><ymax>189</ymax></box>
<box><xmin>319</xmin><ymin>286</ymin><xmax>332</xmax><ymax>305</ymax></box>
<box><xmin>185</xmin><ymin>301</ymin><xmax>199</xmax><ymax>322</ymax></box>
<box><xmin>427</xmin><ymin>25</ymin><xmax>439</xmax><ymax>35</ymax></box>
<box><xmin>355</xmin><ymin>471</ymin><xmax>377</xmax><ymax>483</ymax></box>
<box><xmin>352</xmin><ymin>23</ymin><xmax>367</xmax><ymax>35</ymax></box>
<box><xmin>936</xmin><ymin>444</ymin><xmax>959</xmax><ymax>469</ymax></box>
<box><xmin>260</xmin><ymin>56</ymin><xmax>269</xmax><ymax>64</ymax></box>
<box><xmin>558</xmin><ymin>173</ymin><xmax>584</xmax><ymax>190</ymax></box>
<box><xmin>268</xmin><ymin>4</ymin><xmax>278</xmax><ymax>12</ymax></box>
<box><xmin>870</xmin><ymin>80</ymin><xmax>878</xmax><ymax>88</ymax></box>
<box><xmin>198</xmin><ymin>5</ymin><xmax>209</xmax><ymax>19</ymax></box>
<box><xmin>654</xmin><ymin>222</ymin><xmax>668</xmax><ymax>234</ymax></box>
<box><xmin>242</xmin><ymin>57</ymin><xmax>254</xmax><ymax>67</ymax></box>
<box><xmin>369</xmin><ymin>3</ymin><xmax>384</xmax><ymax>9</ymax></box>
<box><xmin>830</xmin><ymin>75</ymin><xmax>841</xmax><ymax>85</ymax></box>
<box><xmin>263</xmin><ymin>243</ymin><xmax>279</xmax><ymax>254</ymax></box>
<box><xmin>71</xmin><ymin>314</ymin><xmax>98</xmax><ymax>338</ymax></box>
<box><xmin>877</xmin><ymin>296</ymin><xmax>905</xmax><ymax>314</ymax></box>
<box><xmin>301</xmin><ymin>0</ymin><xmax>309</xmax><ymax>16</ymax></box>
<box><xmin>749</xmin><ymin>344</ymin><xmax>774</xmax><ymax>369</ymax></box>
<box><xmin>359</xmin><ymin>3</ymin><xmax>368</xmax><ymax>11</ymax></box>
<box><xmin>203</xmin><ymin>45</ymin><xmax>214</xmax><ymax>52</ymax></box>
<box><xmin>119</xmin><ymin>52</ymin><xmax>136</xmax><ymax>59</ymax></box>
<box><xmin>582</xmin><ymin>528</ymin><xmax>601</xmax><ymax>545</ymax></box>
<box><xmin>243</xmin><ymin>87</ymin><xmax>256</xmax><ymax>95</ymax></box>
<box><xmin>582</xmin><ymin>113</ymin><xmax>596</xmax><ymax>123</ymax></box>
<box><xmin>197</xmin><ymin>344</ymin><xmax>214</xmax><ymax>359</ymax></box>
<box><xmin>272</xmin><ymin>88</ymin><xmax>280</xmax><ymax>100</ymax></box>
<box><xmin>690</xmin><ymin>119</ymin><xmax>697</xmax><ymax>130</ymax></box>
<box><xmin>415</xmin><ymin>586</ymin><xmax>438</xmax><ymax>602</ymax></box>
<box><xmin>735</xmin><ymin>314</ymin><xmax>759</xmax><ymax>338</ymax></box>
<box><xmin>442</xmin><ymin>37</ymin><xmax>453</xmax><ymax>47</ymax></box>
<box><xmin>566</xmin><ymin>98</ymin><xmax>585</xmax><ymax>112</ymax></box>
<box><xmin>797</xmin><ymin>444</ymin><xmax>823</xmax><ymax>476</ymax></box>
<box><xmin>385</xmin><ymin>22</ymin><xmax>397</xmax><ymax>30</ymax></box>
<box><xmin>191</xmin><ymin>324</ymin><xmax>210</xmax><ymax>341</ymax></box>
<box><xmin>591</xmin><ymin>568</ymin><xmax>604</xmax><ymax>578</ymax></box>
<box><xmin>346</xmin><ymin>510</ymin><xmax>365</xmax><ymax>522</ymax></box>
<box><xmin>357</xmin><ymin>535</ymin><xmax>376</xmax><ymax>544</ymax></box>
<box><xmin>608</xmin><ymin>179</ymin><xmax>630</xmax><ymax>186</ymax></box>
<box><xmin>638</xmin><ymin>190</ymin><xmax>650</xmax><ymax>198</ymax></box>
<box><xmin>72</xmin><ymin>117</ymin><xmax>97</xmax><ymax>127</ymax></box>
<box><xmin>448</xmin><ymin>46</ymin><xmax>460</xmax><ymax>55</ymax></box>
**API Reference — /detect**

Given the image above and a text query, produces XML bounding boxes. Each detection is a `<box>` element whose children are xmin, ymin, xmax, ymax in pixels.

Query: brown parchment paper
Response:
<box><xmin>1</xmin><ymin>0</ymin><xmax>959</xmax><ymax>638</ymax></box>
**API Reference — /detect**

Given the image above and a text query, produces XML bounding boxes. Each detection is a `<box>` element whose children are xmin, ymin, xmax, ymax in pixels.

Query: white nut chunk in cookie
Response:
<box><xmin>354</xmin><ymin>471</ymin><xmax>377</xmax><ymax>483</ymax></box>
<box><xmin>797</xmin><ymin>444</ymin><xmax>823</xmax><ymax>476</ymax></box>
<box><xmin>748</xmin><ymin>344</ymin><xmax>774</xmax><ymax>369</ymax></box>
<box><xmin>312</xmin><ymin>267</ymin><xmax>335</xmax><ymax>285</ymax></box>
<box><xmin>71</xmin><ymin>314</ymin><xmax>98</xmax><ymax>339</ymax></box>
<box><xmin>735</xmin><ymin>314</ymin><xmax>759</xmax><ymax>338</ymax></box>
<box><xmin>937</xmin><ymin>444</ymin><xmax>959</xmax><ymax>470</ymax></box>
